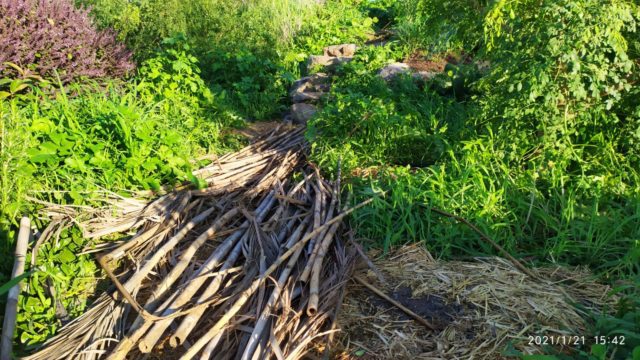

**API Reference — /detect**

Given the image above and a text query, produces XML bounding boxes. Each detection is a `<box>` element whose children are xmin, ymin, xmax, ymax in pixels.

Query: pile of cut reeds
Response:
<box><xmin>26</xmin><ymin>127</ymin><xmax>365</xmax><ymax>360</ymax></box>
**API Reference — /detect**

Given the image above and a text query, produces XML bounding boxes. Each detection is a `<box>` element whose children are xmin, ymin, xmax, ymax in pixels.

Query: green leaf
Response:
<box><xmin>0</xmin><ymin>271</ymin><xmax>34</xmax><ymax>295</ymax></box>
<box><xmin>590</xmin><ymin>344</ymin><xmax>606</xmax><ymax>359</ymax></box>
<box><xmin>10</xmin><ymin>80</ymin><xmax>29</xmax><ymax>94</ymax></box>
<box><xmin>58</xmin><ymin>248</ymin><xmax>76</xmax><ymax>264</ymax></box>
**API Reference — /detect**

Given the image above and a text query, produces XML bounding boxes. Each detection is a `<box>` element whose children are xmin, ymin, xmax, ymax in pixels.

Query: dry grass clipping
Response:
<box><xmin>336</xmin><ymin>245</ymin><xmax>616</xmax><ymax>359</ymax></box>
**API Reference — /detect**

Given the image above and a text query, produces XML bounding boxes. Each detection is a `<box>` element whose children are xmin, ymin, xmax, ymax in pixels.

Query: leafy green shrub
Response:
<box><xmin>292</xmin><ymin>0</ymin><xmax>377</xmax><ymax>56</ymax></box>
<box><xmin>202</xmin><ymin>50</ymin><xmax>292</xmax><ymax>120</ymax></box>
<box><xmin>16</xmin><ymin>226</ymin><xmax>98</xmax><ymax>347</ymax></box>
<box><xmin>588</xmin><ymin>281</ymin><xmax>640</xmax><ymax>360</ymax></box>
<box><xmin>478</xmin><ymin>0</ymin><xmax>639</xmax><ymax>172</ymax></box>
<box><xmin>309</xmin><ymin>0</ymin><xmax>640</xmax><ymax>283</ymax></box>
<box><xmin>21</xmin><ymin>50</ymin><xmax>235</xmax><ymax>200</ymax></box>
<box><xmin>0</xmin><ymin>0</ymin><xmax>134</xmax><ymax>83</ymax></box>
<box><xmin>395</xmin><ymin>0</ymin><xmax>487</xmax><ymax>53</ymax></box>
<box><xmin>0</xmin><ymin>41</ymin><xmax>242</xmax><ymax>347</ymax></box>
<box><xmin>308</xmin><ymin>46</ymin><xmax>467</xmax><ymax>173</ymax></box>
<box><xmin>77</xmin><ymin>0</ymin><xmax>382</xmax><ymax>120</ymax></box>
<box><xmin>78</xmin><ymin>0</ymin><xmax>319</xmax><ymax>61</ymax></box>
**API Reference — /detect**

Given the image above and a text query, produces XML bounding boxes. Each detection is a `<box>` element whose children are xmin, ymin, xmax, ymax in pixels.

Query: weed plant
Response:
<box><xmin>0</xmin><ymin>39</ymin><xmax>241</xmax><ymax>348</ymax></box>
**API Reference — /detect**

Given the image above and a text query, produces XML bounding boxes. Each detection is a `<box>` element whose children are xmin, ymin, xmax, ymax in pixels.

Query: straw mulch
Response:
<box><xmin>335</xmin><ymin>245</ymin><xmax>615</xmax><ymax>359</ymax></box>
<box><xmin>26</xmin><ymin>126</ymin><xmax>364</xmax><ymax>360</ymax></box>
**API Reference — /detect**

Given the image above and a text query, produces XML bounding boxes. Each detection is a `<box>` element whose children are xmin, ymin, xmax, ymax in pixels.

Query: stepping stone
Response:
<box><xmin>378</xmin><ymin>62</ymin><xmax>410</xmax><ymax>80</ymax></box>
<box><xmin>291</xmin><ymin>91</ymin><xmax>324</xmax><ymax>103</ymax></box>
<box><xmin>323</xmin><ymin>44</ymin><xmax>357</xmax><ymax>57</ymax></box>
<box><xmin>413</xmin><ymin>71</ymin><xmax>437</xmax><ymax>80</ymax></box>
<box><xmin>290</xmin><ymin>73</ymin><xmax>330</xmax><ymax>95</ymax></box>
<box><xmin>290</xmin><ymin>103</ymin><xmax>318</xmax><ymax>125</ymax></box>
<box><xmin>308</xmin><ymin>55</ymin><xmax>352</xmax><ymax>70</ymax></box>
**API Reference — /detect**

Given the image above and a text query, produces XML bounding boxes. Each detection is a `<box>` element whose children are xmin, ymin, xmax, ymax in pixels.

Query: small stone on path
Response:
<box><xmin>290</xmin><ymin>103</ymin><xmax>318</xmax><ymax>125</ymax></box>
<box><xmin>308</xmin><ymin>55</ymin><xmax>352</xmax><ymax>70</ymax></box>
<box><xmin>323</xmin><ymin>44</ymin><xmax>357</xmax><ymax>57</ymax></box>
<box><xmin>378</xmin><ymin>62</ymin><xmax>410</xmax><ymax>80</ymax></box>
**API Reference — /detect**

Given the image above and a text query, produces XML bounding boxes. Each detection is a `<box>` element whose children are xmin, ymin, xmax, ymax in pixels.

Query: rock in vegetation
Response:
<box><xmin>308</xmin><ymin>55</ymin><xmax>352</xmax><ymax>70</ymax></box>
<box><xmin>323</xmin><ymin>44</ymin><xmax>357</xmax><ymax>57</ymax></box>
<box><xmin>413</xmin><ymin>71</ymin><xmax>437</xmax><ymax>80</ymax></box>
<box><xmin>290</xmin><ymin>73</ymin><xmax>330</xmax><ymax>103</ymax></box>
<box><xmin>290</xmin><ymin>73</ymin><xmax>330</xmax><ymax>94</ymax></box>
<box><xmin>378</xmin><ymin>62</ymin><xmax>411</xmax><ymax>80</ymax></box>
<box><xmin>290</xmin><ymin>103</ymin><xmax>318</xmax><ymax>124</ymax></box>
<box><xmin>291</xmin><ymin>91</ymin><xmax>324</xmax><ymax>103</ymax></box>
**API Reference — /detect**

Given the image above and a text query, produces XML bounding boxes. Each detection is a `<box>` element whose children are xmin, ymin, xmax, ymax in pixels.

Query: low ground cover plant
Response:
<box><xmin>0</xmin><ymin>0</ymin><xmax>134</xmax><ymax>83</ymax></box>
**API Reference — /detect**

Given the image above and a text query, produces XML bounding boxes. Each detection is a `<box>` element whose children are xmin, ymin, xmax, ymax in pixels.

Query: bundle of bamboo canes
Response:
<box><xmin>26</xmin><ymin>127</ymin><xmax>366</xmax><ymax>360</ymax></box>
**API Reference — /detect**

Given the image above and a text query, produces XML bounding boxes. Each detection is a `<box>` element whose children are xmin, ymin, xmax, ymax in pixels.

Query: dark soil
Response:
<box><xmin>368</xmin><ymin>286</ymin><xmax>464</xmax><ymax>329</ymax></box>
<box><xmin>405</xmin><ymin>52</ymin><xmax>473</xmax><ymax>73</ymax></box>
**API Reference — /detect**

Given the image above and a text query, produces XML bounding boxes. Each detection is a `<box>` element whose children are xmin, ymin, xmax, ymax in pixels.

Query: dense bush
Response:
<box><xmin>395</xmin><ymin>0</ymin><xmax>487</xmax><ymax>52</ymax></box>
<box><xmin>77</xmin><ymin>0</ymin><xmax>319</xmax><ymax>61</ymax></box>
<box><xmin>292</xmin><ymin>0</ymin><xmax>377</xmax><ymax>55</ymax></box>
<box><xmin>478</xmin><ymin>0</ymin><xmax>638</xmax><ymax>171</ymax></box>
<box><xmin>309</xmin><ymin>0</ymin><xmax>640</xmax><ymax>281</ymax></box>
<box><xmin>0</xmin><ymin>0</ymin><xmax>134</xmax><ymax>82</ymax></box>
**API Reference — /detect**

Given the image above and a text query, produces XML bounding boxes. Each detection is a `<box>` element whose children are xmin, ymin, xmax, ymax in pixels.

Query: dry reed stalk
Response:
<box><xmin>139</xmin><ymin>197</ymin><xmax>280</xmax><ymax>352</ymax></box>
<box><xmin>240</xmin><ymin>220</ymin><xmax>312</xmax><ymax>360</ymax></box>
<box><xmin>107</xmin><ymin>207</ymin><xmax>242</xmax><ymax>359</ymax></box>
<box><xmin>109</xmin><ymin>180</ymin><xmax>280</xmax><ymax>360</ymax></box>
<box><xmin>180</xmin><ymin>198</ymin><xmax>373</xmax><ymax>359</ymax></box>
<box><xmin>307</xmin><ymin>221</ymin><xmax>341</xmax><ymax>316</ymax></box>
<box><xmin>1</xmin><ymin>217</ymin><xmax>30</xmax><ymax>360</ymax></box>
<box><xmin>170</xmin><ymin>239</ymin><xmax>244</xmax><ymax>348</ymax></box>
<box><xmin>298</xmin><ymin>184</ymin><xmax>327</xmax><ymax>283</ymax></box>
<box><xmin>114</xmin><ymin>204</ymin><xmax>219</xmax><ymax>295</ymax></box>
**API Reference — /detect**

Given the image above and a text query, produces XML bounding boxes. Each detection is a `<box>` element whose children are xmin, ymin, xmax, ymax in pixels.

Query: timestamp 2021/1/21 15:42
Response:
<box><xmin>528</xmin><ymin>335</ymin><xmax>626</xmax><ymax>346</ymax></box>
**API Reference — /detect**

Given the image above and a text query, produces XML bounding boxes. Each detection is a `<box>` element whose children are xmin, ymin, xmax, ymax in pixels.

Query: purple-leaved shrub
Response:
<box><xmin>0</xmin><ymin>0</ymin><xmax>134</xmax><ymax>82</ymax></box>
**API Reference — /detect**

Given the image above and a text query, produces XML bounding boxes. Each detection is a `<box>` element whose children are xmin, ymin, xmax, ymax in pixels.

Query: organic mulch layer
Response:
<box><xmin>334</xmin><ymin>245</ymin><xmax>616</xmax><ymax>359</ymax></box>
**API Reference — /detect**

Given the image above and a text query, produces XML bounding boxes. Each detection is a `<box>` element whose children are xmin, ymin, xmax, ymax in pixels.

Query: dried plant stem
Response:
<box><xmin>139</xmin><ymin>208</ymin><xmax>244</xmax><ymax>352</ymax></box>
<box><xmin>307</xmin><ymin>221</ymin><xmax>341</xmax><ymax>316</ymax></box>
<box><xmin>240</xmin><ymin>221</ymin><xmax>311</xmax><ymax>360</ymax></box>
<box><xmin>1</xmin><ymin>217</ymin><xmax>30</xmax><ymax>360</ymax></box>
<box><xmin>180</xmin><ymin>199</ymin><xmax>373</xmax><ymax>359</ymax></box>
<box><xmin>115</xmin><ymin>205</ymin><xmax>218</xmax><ymax>295</ymax></box>
<box><xmin>28</xmin><ymin>128</ymin><xmax>362</xmax><ymax>360</ymax></box>
<box><xmin>170</xmin><ymin>239</ymin><xmax>244</xmax><ymax>348</ymax></box>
